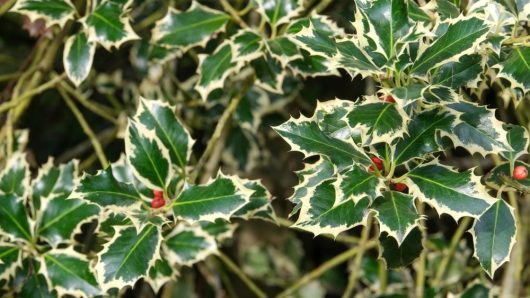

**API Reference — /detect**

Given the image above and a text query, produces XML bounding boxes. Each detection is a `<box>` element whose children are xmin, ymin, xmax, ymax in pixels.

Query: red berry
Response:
<box><xmin>368</xmin><ymin>165</ymin><xmax>375</xmax><ymax>172</ymax></box>
<box><xmin>371</xmin><ymin>156</ymin><xmax>383</xmax><ymax>170</ymax></box>
<box><xmin>392</xmin><ymin>183</ymin><xmax>408</xmax><ymax>192</ymax></box>
<box><xmin>153</xmin><ymin>190</ymin><xmax>163</xmax><ymax>198</ymax></box>
<box><xmin>380</xmin><ymin>95</ymin><xmax>395</xmax><ymax>103</ymax></box>
<box><xmin>513</xmin><ymin>165</ymin><xmax>528</xmax><ymax>180</ymax></box>
<box><xmin>151</xmin><ymin>197</ymin><xmax>165</xmax><ymax>209</ymax></box>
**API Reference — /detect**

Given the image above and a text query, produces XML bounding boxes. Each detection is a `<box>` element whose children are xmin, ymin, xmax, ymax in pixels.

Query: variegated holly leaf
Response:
<box><xmin>172</xmin><ymin>176</ymin><xmax>249</xmax><ymax>222</ymax></box>
<box><xmin>407</xmin><ymin>0</ymin><xmax>431</xmax><ymax>23</ymax></box>
<box><xmin>232</xmin><ymin>30</ymin><xmax>264</xmax><ymax>63</ymax></box>
<box><xmin>406</xmin><ymin>163</ymin><xmax>495</xmax><ymax>219</ymax></box>
<box><xmin>500</xmin><ymin>125</ymin><xmax>529</xmax><ymax>164</ymax></box>
<box><xmin>11</xmin><ymin>0</ymin><xmax>76</xmax><ymax>28</ymax></box>
<box><xmin>442</xmin><ymin>101</ymin><xmax>509</xmax><ymax>156</ymax></box>
<box><xmin>257</xmin><ymin>0</ymin><xmax>304</xmax><ymax>27</ymax></box>
<box><xmin>163</xmin><ymin>224</ymin><xmax>217</xmax><ymax>267</ymax></box>
<box><xmin>273</xmin><ymin>117</ymin><xmax>371</xmax><ymax>170</ymax></box>
<box><xmin>421</xmin><ymin>85</ymin><xmax>459</xmax><ymax>103</ymax></box>
<box><xmin>432</xmin><ymin>54</ymin><xmax>484</xmax><ymax>88</ymax></box>
<box><xmin>334</xmin><ymin>39</ymin><xmax>381</xmax><ymax>78</ymax></box>
<box><xmin>41</xmin><ymin>249</ymin><xmax>101</xmax><ymax>297</ymax></box>
<box><xmin>496</xmin><ymin>47</ymin><xmax>530</xmax><ymax>93</ymax></box>
<box><xmin>288</xmin><ymin>157</ymin><xmax>336</xmax><ymax>216</ymax></box>
<box><xmin>411</xmin><ymin>16</ymin><xmax>489</xmax><ymax>77</ymax></box>
<box><xmin>0</xmin><ymin>152</ymin><xmax>30</xmax><ymax>197</ymax></box>
<box><xmin>83</xmin><ymin>0</ymin><xmax>139</xmax><ymax>50</ymax></box>
<box><xmin>72</xmin><ymin>168</ymin><xmax>144</xmax><ymax>210</ymax></box>
<box><xmin>195</xmin><ymin>42</ymin><xmax>239</xmax><ymax>100</ymax></box>
<box><xmin>63</xmin><ymin>32</ymin><xmax>96</xmax><ymax>86</ymax></box>
<box><xmin>146</xmin><ymin>257</ymin><xmax>177</xmax><ymax>293</ymax></box>
<box><xmin>314</xmin><ymin>99</ymin><xmax>356</xmax><ymax>142</ymax></box>
<box><xmin>111</xmin><ymin>154</ymin><xmax>151</xmax><ymax>198</ymax></box>
<box><xmin>13</xmin><ymin>259</ymin><xmax>56</xmax><ymax>298</ymax></box>
<box><xmin>266</xmin><ymin>37</ymin><xmax>302</xmax><ymax>66</ymax></box>
<box><xmin>337</xmin><ymin>165</ymin><xmax>385</xmax><ymax>203</ymax></box>
<box><xmin>289</xmin><ymin>50</ymin><xmax>338</xmax><ymax>78</ymax></box>
<box><xmin>233</xmin><ymin>181</ymin><xmax>276</xmax><ymax>222</ymax></box>
<box><xmin>200</xmin><ymin>219</ymin><xmax>237</xmax><ymax>242</ymax></box>
<box><xmin>235</xmin><ymin>87</ymin><xmax>269</xmax><ymax>132</ymax></box>
<box><xmin>222</xmin><ymin>126</ymin><xmax>261</xmax><ymax>173</ymax></box>
<box><xmin>31</xmin><ymin>159</ymin><xmax>76</xmax><ymax>214</ymax></box>
<box><xmin>0</xmin><ymin>244</ymin><xmax>21</xmax><ymax>282</ymax></box>
<box><xmin>97</xmin><ymin>224</ymin><xmax>161</xmax><ymax>291</ymax></box>
<box><xmin>152</xmin><ymin>2</ymin><xmax>229</xmax><ymax>51</ymax></box>
<box><xmin>346</xmin><ymin>98</ymin><xmax>409</xmax><ymax>145</ymax></box>
<box><xmin>37</xmin><ymin>195</ymin><xmax>100</xmax><ymax>247</ymax></box>
<box><xmin>125</xmin><ymin>120</ymin><xmax>172</xmax><ymax>190</ymax></box>
<box><xmin>252</xmin><ymin>54</ymin><xmax>286</xmax><ymax>93</ymax></box>
<box><xmin>379</xmin><ymin>226</ymin><xmax>423</xmax><ymax>269</ymax></box>
<box><xmin>135</xmin><ymin>98</ymin><xmax>193</xmax><ymax>173</ymax></box>
<box><xmin>0</xmin><ymin>194</ymin><xmax>32</xmax><ymax>242</ymax></box>
<box><xmin>387</xmin><ymin>83</ymin><xmax>423</xmax><ymax>105</ymax></box>
<box><xmin>294</xmin><ymin>179</ymin><xmax>370</xmax><ymax>237</ymax></box>
<box><xmin>372</xmin><ymin>191</ymin><xmax>419</xmax><ymax>245</ymax></box>
<box><xmin>291</xmin><ymin>19</ymin><xmax>338</xmax><ymax>58</ymax></box>
<box><xmin>472</xmin><ymin>199</ymin><xmax>516</xmax><ymax>278</ymax></box>
<box><xmin>393</xmin><ymin>109</ymin><xmax>455</xmax><ymax>165</ymax></box>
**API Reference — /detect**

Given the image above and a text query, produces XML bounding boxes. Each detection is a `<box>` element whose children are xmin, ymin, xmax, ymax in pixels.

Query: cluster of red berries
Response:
<box><xmin>151</xmin><ymin>190</ymin><xmax>165</xmax><ymax>208</ymax></box>
<box><xmin>368</xmin><ymin>156</ymin><xmax>408</xmax><ymax>193</ymax></box>
<box><xmin>513</xmin><ymin>165</ymin><xmax>528</xmax><ymax>180</ymax></box>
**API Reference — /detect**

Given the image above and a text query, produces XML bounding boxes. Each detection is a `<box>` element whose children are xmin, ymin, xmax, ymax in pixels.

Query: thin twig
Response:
<box><xmin>0</xmin><ymin>74</ymin><xmax>66</xmax><ymax>113</ymax></box>
<box><xmin>220</xmin><ymin>0</ymin><xmax>249</xmax><ymax>29</ymax></box>
<box><xmin>217</xmin><ymin>251</ymin><xmax>267</xmax><ymax>298</ymax></box>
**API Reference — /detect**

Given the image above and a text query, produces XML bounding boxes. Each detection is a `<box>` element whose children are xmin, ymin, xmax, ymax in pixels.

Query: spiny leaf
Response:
<box><xmin>432</xmin><ymin>54</ymin><xmax>484</xmax><ymax>88</ymax></box>
<box><xmin>11</xmin><ymin>0</ymin><xmax>76</xmax><ymax>28</ymax></box>
<box><xmin>31</xmin><ymin>159</ymin><xmax>77</xmax><ymax>213</ymax></box>
<box><xmin>379</xmin><ymin>226</ymin><xmax>423</xmax><ymax>269</ymax></box>
<box><xmin>372</xmin><ymin>191</ymin><xmax>419</xmax><ymax>245</ymax></box>
<box><xmin>0</xmin><ymin>194</ymin><xmax>32</xmax><ymax>242</ymax></box>
<box><xmin>500</xmin><ymin>125</ymin><xmax>529</xmax><ymax>164</ymax></box>
<box><xmin>496</xmin><ymin>47</ymin><xmax>530</xmax><ymax>93</ymax></box>
<box><xmin>337</xmin><ymin>165</ymin><xmax>385</xmax><ymax>203</ymax></box>
<box><xmin>257</xmin><ymin>0</ymin><xmax>304</xmax><ymax>27</ymax></box>
<box><xmin>0</xmin><ymin>152</ymin><xmax>30</xmax><ymax>198</ymax></box>
<box><xmin>195</xmin><ymin>43</ymin><xmax>239</xmax><ymax>100</ymax></box>
<box><xmin>233</xmin><ymin>180</ymin><xmax>276</xmax><ymax>222</ymax></box>
<box><xmin>163</xmin><ymin>224</ymin><xmax>217</xmax><ymax>267</ymax></box>
<box><xmin>0</xmin><ymin>244</ymin><xmax>21</xmax><ymax>282</ymax></box>
<box><xmin>232</xmin><ymin>30</ymin><xmax>264</xmax><ymax>63</ymax></box>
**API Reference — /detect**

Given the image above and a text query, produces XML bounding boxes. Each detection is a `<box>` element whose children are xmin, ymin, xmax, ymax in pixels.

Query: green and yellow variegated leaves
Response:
<box><xmin>495</xmin><ymin>47</ymin><xmax>530</xmax><ymax>93</ymax></box>
<box><xmin>96</xmin><ymin>224</ymin><xmax>161</xmax><ymax>291</ymax></box>
<box><xmin>63</xmin><ymin>32</ymin><xmax>96</xmax><ymax>86</ymax></box>
<box><xmin>273</xmin><ymin>113</ymin><xmax>371</xmax><ymax>170</ymax></box>
<box><xmin>31</xmin><ymin>159</ymin><xmax>76</xmax><ymax>212</ymax></box>
<box><xmin>200</xmin><ymin>219</ymin><xmax>237</xmax><ymax>242</ymax></box>
<box><xmin>411</xmin><ymin>16</ymin><xmax>489</xmax><ymax>77</ymax></box>
<box><xmin>266</xmin><ymin>37</ymin><xmax>302</xmax><ymax>66</ymax></box>
<box><xmin>432</xmin><ymin>54</ymin><xmax>485</xmax><ymax>88</ymax></box>
<box><xmin>14</xmin><ymin>259</ymin><xmax>56</xmax><ymax>297</ymax></box>
<box><xmin>232</xmin><ymin>30</ymin><xmax>264</xmax><ymax>63</ymax></box>
<box><xmin>11</xmin><ymin>0</ymin><xmax>76</xmax><ymax>28</ymax></box>
<box><xmin>135</xmin><ymin>98</ymin><xmax>194</xmax><ymax>174</ymax></box>
<box><xmin>111</xmin><ymin>155</ymin><xmax>151</xmax><ymax>198</ymax></box>
<box><xmin>314</xmin><ymin>99</ymin><xmax>355</xmax><ymax>141</ymax></box>
<box><xmin>471</xmin><ymin>199</ymin><xmax>516</xmax><ymax>277</ymax></box>
<box><xmin>83</xmin><ymin>0</ymin><xmax>139</xmax><ymax>50</ymax></box>
<box><xmin>441</xmin><ymin>101</ymin><xmax>508</xmax><ymax>156</ymax></box>
<box><xmin>346</xmin><ymin>97</ymin><xmax>409</xmax><ymax>145</ymax></box>
<box><xmin>257</xmin><ymin>0</ymin><xmax>304</xmax><ymax>27</ymax></box>
<box><xmin>196</xmin><ymin>42</ymin><xmax>239</xmax><ymax>100</ymax></box>
<box><xmin>337</xmin><ymin>166</ymin><xmax>384</xmax><ymax>204</ymax></box>
<box><xmin>146</xmin><ymin>257</ymin><xmax>177</xmax><ymax>293</ymax></box>
<box><xmin>289</xmin><ymin>50</ymin><xmax>339</xmax><ymax>78</ymax></box>
<box><xmin>291</xmin><ymin>19</ymin><xmax>339</xmax><ymax>58</ymax></box>
<box><xmin>172</xmin><ymin>175</ymin><xmax>249</xmax><ymax>222</ymax></box>
<box><xmin>393</xmin><ymin>109</ymin><xmax>455</xmax><ymax>165</ymax></box>
<box><xmin>500</xmin><ymin>125</ymin><xmax>529</xmax><ymax>164</ymax></box>
<box><xmin>0</xmin><ymin>152</ymin><xmax>30</xmax><ymax>198</ymax></box>
<box><xmin>251</xmin><ymin>54</ymin><xmax>285</xmax><ymax>93</ymax></box>
<box><xmin>406</xmin><ymin>162</ymin><xmax>495</xmax><ymax>219</ymax></box>
<box><xmin>379</xmin><ymin>227</ymin><xmax>423</xmax><ymax>269</ymax></box>
<box><xmin>233</xmin><ymin>181</ymin><xmax>276</xmax><ymax>222</ymax></box>
<box><xmin>125</xmin><ymin>120</ymin><xmax>172</xmax><ymax>190</ymax></box>
<box><xmin>0</xmin><ymin>194</ymin><xmax>32</xmax><ymax>242</ymax></box>
<box><xmin>334</xmin><ymin>39</ymin><xmax>382</xmax><ymax>78</ymax></box>
<box><xmin>372</xmin><ymin>191</ymin><xmax>419</xmax><ymax>245</ymax></box>
<box><xmin>294</xmin><ymin>179</ymin><xmax>370</xmax><ymax>237</ymax></box>
<box><xmin>163</xmin><ymin>224</ymin><xmax>217</xmax><ymax>267</ymax></box>
<box><xmin>421</xmin><ymin>85</ymin><xmax>460</xmax><ymax>104</ymax></box>
<box><xmin>0</xmin><ymin>244</ymin><xmax>21</xmax><ymax>282</ymax></box>
<box><xmin>385</xmin><ymin>83</ymin><xmax>423</xmax><ymax>106</ymax></box>
<box><xmin>152</xmin><ymin>2</ymin><xmax>229</xmax><ymax>51</ymax></box>
<box><xmin>72</xmin><ymin>168</ymin><xmax>144</xmax><ymax>210</ymax></box>
<box><xmin>41</xmin><ymin>249</ymin><xmax>100</xmax><ymax>297</ymax></box>
<box><xmin>37</xmin><ymin>195</ymin><xmax>99</xmax><ymax>247</ymax></box>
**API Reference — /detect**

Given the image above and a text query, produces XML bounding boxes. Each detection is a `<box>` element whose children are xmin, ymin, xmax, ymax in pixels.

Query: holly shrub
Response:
<box><xmin>0</xmin><ymin>0</ymin><xmax>529</xmax><ymax>297</ymax></box>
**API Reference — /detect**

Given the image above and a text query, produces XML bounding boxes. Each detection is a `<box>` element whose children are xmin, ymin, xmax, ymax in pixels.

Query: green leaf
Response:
<box><xmin>411</xmin><ymin>16</ymin><xmax>489</xmax><ymax>76</ymax></box>
<box><xmin>314</xmin><ymin>99</ymin><xmax>356</xmax><ymax>141</ymax></box>
<box><xmin>496</xmin><ymin>47</ymin><xmax>530</xmax><ymax>93</ymax></box>
<box><xmin>0</xmin><ymin>153</ymin><xmax>30</xmax><ymax>197</ymax></box>
<box><xmin>146</xmin><ymin>257</ymin><xmax>177</xmax><ymax>293</ymax></box>
<box><xmin>0</xmin><ymin>244</ymin><xmax>21</xmax><ymax>282</ymax></box>
<box><xmin>472</xmin><ymin>199</ymin><xmax>516</xmax><ymax>277</ymax></box>
<box><xmin>459</xmin><ymin>283</ymin><xmax>490</xmax><ymax>298</ymax></box>
<box><xmin>335</xmin><ymin>39</ymin><xmax>381</xmax><ymax>78</ymax></box>
<box><xmin>257</xmin><ymin>0</ymin><xmax>304</xmax><ymax>27</ymax></box>
<box><xmin>163</xmin><ymin>224</ymin><xmax>217</xmax><ymax>266</ymax></box>
<box><xmin>13</xmin><ymin>259</ymin><xmax>56</xmax><ymax>298</ymax></box>
<box><xmin>31</xmin><ymin>159</ymin><xmax>76</xmax><ymax>213</ymax></box>
<box><xmin>500</xmin><ymin>125</ymin><xmax>529</xmax><ymax>164</ymax></box>
<box><xmin>407</xmin><ymin>163</ymin><xmax>495</xmax><ymax>219</ymax></box>
<box><xmin>292</xmin><ymin>20</ymin><xmax>338</xmax><ymax>58</ymax></box>
<box><xmin>84</xmin><ymin>0</ymin><xmax>139</xmax><ymax>50</ymax></box>
<box><xmin>11</xmin><ymin>0</ymin><xmax>76</xmax><ymax>27</ymax></box>
<box><xmin>443</xmin><ymin>101</ymin><xmax>508</xmax><ymax>156</ymax></box>
<box><xmin>372</xmin><ymin>191</ymin><xmax>419</xmax><ymax>245</ymax></box>
<box><xmin>252</xmin><ymin>54</ymin><xmax>285</xmax><ymax>93</ymax></box>
<box><xmin>42</xmin><ymin>249</ymin><xmax>101</xmax><ymax>297</ymax></box>
<box><xmin>387</xmin><ymin>83</ymin><xmax>423</xmax><ymax>105</ymax></box>
<box><xmin>421</xmin><ymin>85</ymin><xmax>459</xmax><ymax>103</ymax></box>
<box><xmin>232</xmin><ymin>30</ymin><xmax>264</xmax><ymax>62</ymax></box>
<box><xmin>273</xmin><ymin>118</ymin><xmax>371</xmax><ymax>170</ymax></box>
<box><xmin>199</xmin><ymin>219</ymin><xmax>237</xmax><ymax>241</ymax></box>
<box><xmin>222</xmin><ymin>126</ymin><xmax>261</xmax><ymax>173</ymax></box>
<box><xmin>152</xmin><ymin>2</ymin><xmax>229</xmax><ymax>51</ymax></box>
<box><xmin>63</xmin><ymin>32</ymin><xmax>96</xmax><ymax>87</ymax></box>
<box><xmin>233</xmin><ymin>181</ymin><xmax>276</xmax><ymax>222</ymax></box>
<box><xmin>393</xmin><ymin>109</ymin><xmax>455</xmax><ymax>165</ymax></box>
<box><xmin>172</xmin><ymin>176</ymin><xmax>249</xmax><ymax>222</ymax></box>
<box><xmin>337</xmin><ymin>165</ymin><xmax>385</xmax><ymax>203</ymax></box>
<box><xmin>37</xmin><ymin>196</ymin><xmax>100</xmax><ymax>247</ymax></box>
<box><xmin>432</xmin><ymin>54</ymin><xmax>484</xmax><ymax>88</ymax></box>
<box><xmin>266</xmin><ymin>37</ymin><xmax>302</xmax><ymax>66</ymax></box>
<box><xmin>135</xmin><ymin>98</ymin><xmax>194</xmax><ymax>173</ymax></box>
<box><xmin>125</xmin><ymin>120</ymin><xmax>172</xmax><ymax>190</ymax></box>
<box><xmin>289</xmin><ymin>50</ymin><xmax>338</xmax><ymax>78</ymax></box>
<box><xmin>195</xmin><ymin>43</ymin><xmax>238</xmax><ymax>99</ymax></box>
<box><xmin>0</xmin><ymin>194</ymin><xmax>32</xmax><ymax>242</ymax></box>
<box><xmin>346</xmin><ymin>99</ymin><xmax>409</xmax><ymax>145</ymax></box>
<box><xmin>379</xmin><ymin>226</ymin><xmax>423</xmax><ymax>269</ymax></box>
<box><xmin>294</xmin><ymin>179</ymin><xmax>370</xmax><ymax>237</ymax></box>
<box><xmin>111</xmin><ymin>154</ymin><xmax>151</xmax><ymax>198</ymax></box>
<box><xmin>97</xmin><ymin>224</ymin><xmax>161</xmax><ymax>291</ymax></box>
<box><xmin>72</xmin><ymin>168</ymin><xmax>144</xmax><ymax>210</ymax></box>
<box><xmin>407</xmin><ymin>0</ymin><xmax>431</xmax><ymax>23</ymax></box>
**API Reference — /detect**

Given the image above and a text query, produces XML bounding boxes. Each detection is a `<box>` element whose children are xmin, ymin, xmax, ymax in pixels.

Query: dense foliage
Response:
<box><xmin>0</xmin><ymin>0</ymin><xmax>529</xmax><ymax>297</ymax></box>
